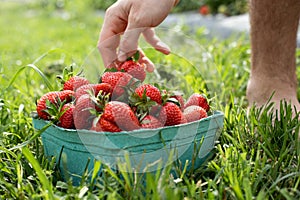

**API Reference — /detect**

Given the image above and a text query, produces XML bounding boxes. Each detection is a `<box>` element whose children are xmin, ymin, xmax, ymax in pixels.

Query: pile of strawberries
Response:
<box><xmin>36</xmin><ymin>57</ymin><xmax>210</xmax><ymax>132</ymax></box>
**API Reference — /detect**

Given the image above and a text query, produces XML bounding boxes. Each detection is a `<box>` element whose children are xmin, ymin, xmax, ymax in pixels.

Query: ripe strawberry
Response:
<box><xmin>140</xmin><ymin>115</ymin><xmax>163</xmax><ymax>129</ymax></box>
<box><xmin>75</xmin><ymin>83</ymin><xmax>112</xmax><ymax>100</ymax></box>
<box><xmin>135</xmin><ymin>84</ymin><xmax>162</xmax><ymax>104</ymax></box>
<box><xmin>149</xmin><ymin>104</ymin><xmax>167</xmax><ymax>125</ymax></box>
<box><xmin>99</xmin><ymin>117</ymin><xmax>122</xmax><ymax>132</ymax></box>
<box><xmin>183</xmin><ymin>105</ymin><xmax>208</xmax><ymax>123</ymax></box>
<box><xmin>73</xmin><ymin>94</ymin><xmax>96</xmax><ymax>130</ymax></box>
<box><xmin>160</xmin><ymin>89</ymin><xmax>184</xmax><ymax>111</ymax></box>
<box><xmin>101</xmin><ymin>101</ymin><xmax>140</xmax><ymax>132</ymax></box>
<box><xmin>181</xmin><ymin>115</ymin><xmax>188</xmax><ymax>124</ymax></box>
<box><xmin>63</xmin><ymin>76</ymin><xmax>90</xmax><ymax>91</ymax></box>
<box><xmin>118</xmin><ymin>60</ymin><xmax>146</xmax><ymax>82</ymax></box>
<box><xmin>128</xmin><ymin>84</ymin><xmax>162</xmax><ymax>121</ymax></box>
<box><xmin>36</xmin><ymin>90</ymin><xmax>74</xmax><ymax>120</ymax></box>
<box><xmin>184</xmin><ymin>93</ymin><xmax>210</xmax><ymax>112</ymax></box>
<box><xmin>160</xmin><ymin>102</ymin><xmax>186</xmax><ymax>126</ymax></box>
<box><xmin>101</xmin><ymin>71</ymin><xmax>127</xmax><ymax>89</ymax></box>
<box><xmin>58</xmin><ymin>103</ymin><xmax>75</xmax><ymax>129</ymax></box>
<box><xmin>168</xmin><ymin>92</ymin><xmax>185</xmax><ymax>111</ymax></box>
<box><xmin>101</xmin><ymin>71</ymin><xmax>137</xmax><ymax>100</ymax></box>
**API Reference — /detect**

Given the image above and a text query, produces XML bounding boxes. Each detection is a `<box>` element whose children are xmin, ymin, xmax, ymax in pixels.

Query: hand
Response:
<box><xmin>97</xmin><ymin>0</ymin><xmax>179</xmax><ymax>72</ymax></box>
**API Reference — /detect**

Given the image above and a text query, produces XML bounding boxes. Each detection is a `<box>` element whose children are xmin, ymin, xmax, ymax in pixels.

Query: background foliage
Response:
<box><xmin>200</xmin><ymin>0</ymin><xmax>248</xmax><ymax>16</ymax></box>
<box><xmin>37</xmin><ymin>0</ymin><xmax>249</xmax><ymax>15</ymax></box>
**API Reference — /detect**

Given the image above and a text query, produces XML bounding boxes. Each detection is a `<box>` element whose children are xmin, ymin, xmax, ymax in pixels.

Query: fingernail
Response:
<box><xmin>145</xmin><ymin>62</ymin><xmax>155</xmax><ymax>73</ymax></box>
<box><xmin>118</xmin><ymin>51</ymin><xmax>127</xmax><ymax>62</ymax></box>
<box><xmin>157</xmin><ymin>41</ymin><xmax>171</xmax><ymax>53</ymax></box>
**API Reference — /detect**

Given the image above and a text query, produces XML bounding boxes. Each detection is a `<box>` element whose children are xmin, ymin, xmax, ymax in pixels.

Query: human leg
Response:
<box><xmin>246</xmin><ymin>0</ymin><xmax>300</xmax><ymax>113</ymax></box>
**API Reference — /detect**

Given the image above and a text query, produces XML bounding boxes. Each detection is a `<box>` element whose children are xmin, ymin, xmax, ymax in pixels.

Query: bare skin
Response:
<box><xmin>98</xmin><ymin>0</ymin><xmax>179</xmax><ymax>71</ymax></box>
<box><xmin>98</xmin><ymin>0</ymin><xmax>300</xmax><ymax>115</ymax></box>
<box><xmin>246</xmin><ymin>0</ymin><xmax>300</xmax><ymax>113</ymax></box>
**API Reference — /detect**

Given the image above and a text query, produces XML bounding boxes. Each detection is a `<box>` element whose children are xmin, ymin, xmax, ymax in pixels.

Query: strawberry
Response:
<box><xmin>58</xmin><ymin>103</ymin><xmax>75</xmax><ymax>129</ymax></box>
<box><xmin>134</xmin><ymin>84</ymin><xmax>162</xmax><ymax>104</ymax></box>
<box><xmin>140</xmin><ymin>115</ymin><xmax>163</xmax><ymax>129</ymax></box>
<box><xmin>99</xmin><ymin>117</ymin><xmax>122</xmax><ymax>132</ymax></box>
<box><xmin>36</xmin><ymin>90</ymin><xmax>74</xmax><ymax>120</ymax></box>
<box><xmin>101</xmin><ymin>101</ymin><xmax>140</xmax><ymax>132</ymax></box>
<box><xmin>160</xmin><ymin>89</ymin><xmax>184</xmax><ymax>111</ymax></box>
<box><xmin>63</xmin><ymin>76</ymin><xmax>90</xmax><ymax>91</ymax></box>
<box><xmin>73</xmin><ymin>94</ymin><xmax>96</xmax><ymax>130</ymax></box>
<box><xmin>183</xmin><ymin>105</ymin><xmax>208</xmax><ymax>123</ymax></box>
<box><xmin>56</xmin><ymin>65</ymin><xmax>90</xmax><ymax>91</ymax></box>
<box><xmin>173</xmin><ymin>94</ymin><xmax>185</xmax><ymax>111</ymax></box>
<box><xmin>149</xmin><ymin>104</ymin><xmax>167</xmax><ymax>125</ymax></box>
<box><xmin>165</xmin><ymin>91</ymin><xmax>185</xmax><ymax>111</ymax></box>
<box><xmin>101</xmin><ymin>71</ymin><xmax>128</xmax><ymax>89</ymax></box>
<box><xmin>184</xmin><ymin>93</ymin><xmax>210</xmax><ymax>112</ymax></box>
<box><xmin>181</xmin><ymin>115</ymin><xmax>188</xmax><ymax>124</ymax></box>
<box><xmin>75</xmin><ymin>83</ymin><xmax>112</xmax><ymax>100</ymax></box>
<box><xmin>128</xmin><ymin>84</ymin><xmax>162</xmax><ymax>121</ymax></box>
<box><xmin>101</xmin><ymin>71</ymin><xmax>137</xmax><ymax>100</ymax></box>
<box><xmin>118</xmin><ymin>60</ymin><xmax>146</xmax><ymax>82</ymax></box>
<box><xmin>160</xmin><ymin>102</ymin><xmax>185</xmax><ymax>126</ymax></box>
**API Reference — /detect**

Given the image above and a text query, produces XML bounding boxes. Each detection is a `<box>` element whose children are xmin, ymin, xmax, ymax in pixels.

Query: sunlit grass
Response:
<box><xmin>0</xmin><ymin>1</ymin><xmax>299</xmax><ymax>199</ymax></box>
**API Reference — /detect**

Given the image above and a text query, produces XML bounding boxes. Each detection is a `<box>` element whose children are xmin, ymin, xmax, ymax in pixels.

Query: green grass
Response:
<box><xmin>1</xmin><ymin>1</ymin><xmax>300</xmax><ymax>199</ymax></box>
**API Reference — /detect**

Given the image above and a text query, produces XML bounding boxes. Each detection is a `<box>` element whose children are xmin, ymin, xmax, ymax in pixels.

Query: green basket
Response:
<box><xmin>32</xmin><ymin>111</ymin><xmax>224</xmax><ymax>185</ymax></box>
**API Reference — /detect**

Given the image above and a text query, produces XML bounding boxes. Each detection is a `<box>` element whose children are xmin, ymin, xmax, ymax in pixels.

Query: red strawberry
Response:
<box><xmin>75</xmin><ymin>83</ymin><xmax>112</xmax><ymax>100</ymax></box>
<box><xmin>160</xmin><ymin>102</ymin><xmax>186</xmax><ymax>126</ymax></box>
<box><xmin>101</xmin><ymin>71</ymin><xmax>127</xmax><ymax>88</ymax></box>
<box><xmin>149</xmin><ymin>104</ymin><xmax>167</xmax><ymax>125</ymax></box>
<box><xmin>135</xmin><ymin>84</ymin><xmax>162</xmax><ymax>104</ymax></box>
<box><xmin>63</xmin><ymin>76</ymin><xmax>90</xmax><ymax>91</ymax></box>
<box><xmin>181</xmin><ymin>115</ymin><xmax>188</xmax><ymax>124</ymax></box>
<box><xmin>99</xmin><ymin>117</ymin><xmax>122</xmax><ymax>132</ymax></box>
<box><xmin>101</xmin><ymin>101</ymin><xmax>140</xmax><ymax>132</ymax></box>
<box><xmin>184</xmin><ymin>93</ymin><xmax>210</xmax><ymax>112</ymax></box>
<box><xmin>183</xmin><ymin>105</ymin><xmax>208</xmax><ymax>123</ymax></box>
<box><xmin>36</xmin><ymin>90</ymin><xmax>74</xmax><ymax>120</ymax></box>
<box><xmin>101</xmin><ymin>71</ymin><xmax>137</xmax><ymax>100</ymax></box>
<box><xmin>73</xmin><ymin>94</ymin><xmax>96</xmax><ymax>130</ymax></box>
<box><xmin>140</xmin><ymin>115</ymin><xmax>163</xmax><ymax>129</ymax></box>
<box><xmin>169</xmin><ymin>93</ymin><xmax>185</xmax><ymax>111</ymax></box>
<box><xmin>118</xmin><ymin>60</ymin><xmax>146</xmax><ymax>82</ymax></box>
<box><xmin>58</xmin><ymin>103</ymin><xmax>75</xmax><ymax>129</ymax></box>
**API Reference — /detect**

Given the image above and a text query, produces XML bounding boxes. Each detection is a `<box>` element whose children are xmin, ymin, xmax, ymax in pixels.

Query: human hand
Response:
<box><xmin>97</xmin><ymin>0</ymin><xmax>179</xmax><ymax>72</ymax></box>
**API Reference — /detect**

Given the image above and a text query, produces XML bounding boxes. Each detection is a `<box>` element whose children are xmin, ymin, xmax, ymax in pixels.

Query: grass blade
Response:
<box><xmin>5</xmin><ymin>121</ymin><xmax>53</xmax><ymax>152</ymax></box>
<box><xmin>22</xmin><ymin>146</ymin><xmax>55</xmax><ymax>200</ymax></box>
<box><xmin>6</xmin><ymin>64</ymin><xmax>53</xmax><ymax>91</ymax></box>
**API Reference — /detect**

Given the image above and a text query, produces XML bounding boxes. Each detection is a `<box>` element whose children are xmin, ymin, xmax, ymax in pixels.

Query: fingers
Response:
<box><xmin>117</xmin><ymin>27</ymin><xmax>145</xmax><ymax>62</ymax></box>
<box><xmin>142</xmin><ymin>28</ymin><xmax>171</xmax><ymax>55</ymax></box>
<box><xmin>138</xmin><ymin>49</ymin><xmax>155</xmax><ymax>72</ymax></box>
<box><xmin>98</xmin><ymin>32</ymin><xmax>120</xmax><ymax>68</ymax></box>
<box><xmin>98</xmin><ymin>1</ymin><xmax>173</xmax><ymax>69</ymax></box>
<box><xmin>117</xmin><ymin>27</ymin><xmax>170</xmax><ymax>72</ymax></box>
<box><xmin>97</xmin><ymin>4</ymin><xmax>127</xmax><ymax>68</ymax></box>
